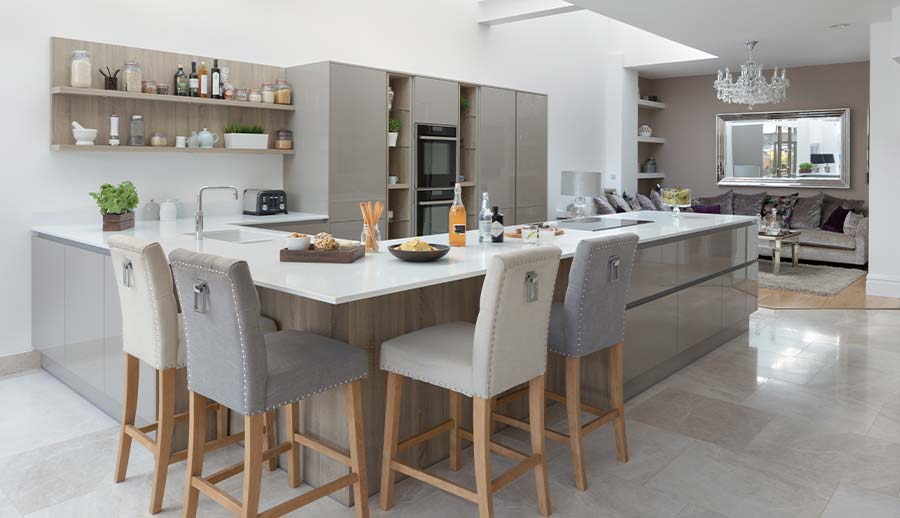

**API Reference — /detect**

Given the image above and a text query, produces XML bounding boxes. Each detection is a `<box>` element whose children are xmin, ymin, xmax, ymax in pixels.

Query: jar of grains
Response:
<box><xmin>234</xmin><ymin>88</ymin><xmax>249</xmax><ymax>102</ymax></box>
<box><xmin>124</xmin><ymin>61</ymin><xmax>142</xmax><ymax>93</ymax></box>
<box><xmin>70</xmin><ymin>50</ymin><xmax>92</xmax><ymax>88</ymax></box>
<box><xmin>248</xmin><ymin>89</ymin><xmax>262</xmax><ymax>103</ymax></box>
<box><xmin>274</xmin><ymin>79</ymin><xmax>291</xmax><ymax>105</ymax></box>
<box><xmin>261</xmin><ymin>83</ymin><xmax>275</xmax><ymax>104</ymax></box>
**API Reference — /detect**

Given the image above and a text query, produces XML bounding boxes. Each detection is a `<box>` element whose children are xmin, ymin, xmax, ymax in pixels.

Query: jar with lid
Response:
<box><xmin>128</xmin><ymin>115</ymin><xmax>145</xmax><ymax>146</ymax></box>
<box><xmin>70</xmin><ymin>50</ymin><xmax>92</xmax><ymax>88</ymax></box>
<box><xmin>274</xmin><ymin>129</ymin><xmax>293</xmax><ymax>150</ymax></box>
<box><xmin>124</xmin><ymin>61</ymin><xmax>142</xmax><ymax>93</ymax></box>
<box><xmin>360</xmin><ymin>224</ymin><xmax>382</xmax><ymax>253</ymax></box>
<box><xmin>234</xmin><ymin>88</ymin><xmax>249</xmax><ymax>102</ymax></box>
<box><xmin>156</xmin><ymin>83</ymin><xmax>169</xmax><ymax>95</ymax></box>
<box><xmin>221</xmin><ymin>67</ymin><xmax>234</xmax><ymax>100</ymax></box>
<box><xmin>260</xmin><ymin>83</ymin><xmax>275</xmax><ymax>104</ymax></box>
<box><xmin>248</xmin><ymin>89</ymin><xmax>262</xmax><ymax>103</ymax></box>
<box><xmin>274</xmin><ymin>79</ymin><xmax>291</xmax><ymax>105</ymax></box>
<box><xmin>141</xmin><ymin>80</ymin><xmax>157</xmax><ymax>94</ymax></box>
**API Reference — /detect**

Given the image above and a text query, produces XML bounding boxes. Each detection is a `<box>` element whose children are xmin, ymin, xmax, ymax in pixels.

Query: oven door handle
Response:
<box><xmin>418</xmin><ymin>136</ymin><xmax>458</xmax><ymax>142</ymax></box>
<box><xmin>418</xmin><ymin>200</ymin><xmax>454</xmax><ymax>206</ymax></box>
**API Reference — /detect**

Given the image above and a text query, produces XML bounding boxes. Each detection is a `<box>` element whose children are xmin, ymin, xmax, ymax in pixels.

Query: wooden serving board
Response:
<box><xmin>505</xmin><ymin>227</ymin><xmax>565</xmax><ymax>239</ymax></box>
<box><xmin>279</xmin><ymin>245</ymin><xmax>365</xmax><ymax>264</ymax></box>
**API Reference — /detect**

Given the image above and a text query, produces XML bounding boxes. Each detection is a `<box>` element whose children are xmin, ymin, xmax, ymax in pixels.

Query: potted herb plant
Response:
<box><xmin>89</xmin><ymin>181</ymin><xmax>139</xmax><ymax>231</ymax></box>
<box><xmin>799</xmin><ymin>162</ymin><xmax>814</xmax><ymax>174</ymax></box>
<box><xmin>388</xmin><ymin>118</ymin><xmax>400</xmax><ymax>147</ymax></box>
<box><xmin>223</xmin><ymin>123</ymin><xmax>269</xmax><ymax>150</ymax></box>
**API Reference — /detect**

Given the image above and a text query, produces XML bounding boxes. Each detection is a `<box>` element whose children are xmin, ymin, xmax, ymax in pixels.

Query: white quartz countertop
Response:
<box><xmin>32</xmin><ymin>211</ymin><xmax>755</xmax><ymax>305</ymax></box>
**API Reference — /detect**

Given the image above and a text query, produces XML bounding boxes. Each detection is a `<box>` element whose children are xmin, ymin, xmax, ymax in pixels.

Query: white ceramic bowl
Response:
<box><xmin>285</xmin><ymin>235</ymin><xmax>310</xmax><ymax>251</ymax></box>
<box><xmin>73</xmin><ymin>128</ymin><xmax>98</xmax><ymax>146</ymax></box>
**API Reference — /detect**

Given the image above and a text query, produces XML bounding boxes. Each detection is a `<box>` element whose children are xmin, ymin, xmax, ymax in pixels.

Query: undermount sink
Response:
<box><xmin>188</xmin><ymin>229</ymin><xmax>275</xmax><ymax>244</ymax></box>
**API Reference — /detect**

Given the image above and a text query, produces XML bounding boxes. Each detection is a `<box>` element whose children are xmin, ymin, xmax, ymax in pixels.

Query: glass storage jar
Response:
<box><xmin>234</xmin><ymin>88</ymin><xmax>249</xmax><ymax>102</ymax></box>
<box><xmin>274</xmin><ymin>129</ymin><xmax>293</xmax><ymax>150</ymax></box>
<box><xmin>260</xmin><ymin>83</ymin><xmax>275</xmax><ymax>104</ymax></box>
<box><xmin>361</xmin><ymin>224</ymin><xmax>382</xmax><ymax>253</ymax></box>
<box><xmin>124</xmin><ymin>61</ymin><xmax>142</xmax><ymax>93</ymax></box>
<box><xmin>156</xmin><ymin>83</ymin><xmax>169</xmax><ymax>95</ymax></box>
<box><xmin>70</xmin><ymin>50</ymin><xmax>92</xmax><ymax>88</ymax></box>
<box><xmin>141</xmin><ymin>80</ymin><xmax>157</xmax><ymax>94</ymax></box>
<box><xmin>128</xmin><ymin>115</ymin><xmax>145</xmax><ymax>146</ymax></box>
<box><xmin>248</xmin><ymin>89</ymin><xmax>262</xmax><ymax>103</ymax></box>
<box><xmin>275</xmin><ymin>79</ymin><xmax>291</xmax><ymax>104</ymax></box>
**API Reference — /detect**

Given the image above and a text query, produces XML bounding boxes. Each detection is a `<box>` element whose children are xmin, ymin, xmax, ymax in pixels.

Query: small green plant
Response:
<box><xmin>224</xmin><ymin>123</ymin><xmax>265</xmax><ymax>134</ymax></box>
<box><xmin>799</xmin><ymin>162</ymin><xmax>814</xmax><ymax>170</ymax></box>
<box><xmin>460</xmin><ymin>95</ymin><xmax>469</xmax><ymax>113</ymax></box>
<box><xmin>89</xmin><ymin>181</ymin><xmax>139</xmax><ymax>215</ymax></box>
<box><xmin>388</xmin><ymin>118</ymin><xmax>401</xmax><ymax>133</ymax></box>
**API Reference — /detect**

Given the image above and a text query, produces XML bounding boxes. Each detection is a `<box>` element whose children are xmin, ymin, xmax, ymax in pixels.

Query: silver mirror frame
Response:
<box><xmin>716</xmin><ymin>108</ymin><xmax>850</xmax><ymax>189</ymax></box>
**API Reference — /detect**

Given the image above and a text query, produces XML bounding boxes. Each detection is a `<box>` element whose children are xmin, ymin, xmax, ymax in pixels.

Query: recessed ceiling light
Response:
<box><xmin>829</xmin><ymin>23</ymin><xmax>851</xmax><ymax>29</ymax></box>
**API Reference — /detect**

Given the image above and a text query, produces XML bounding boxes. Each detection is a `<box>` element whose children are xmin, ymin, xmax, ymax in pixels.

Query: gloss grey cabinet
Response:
<box><xmin>515</xmin><ymin>92</ymin><xmax>548</xmax><ymax>220</ymax></box>
<box><xmin>414</xmin><ymin>77</ymin><xmax>459</xmax><ymax>126</ymax></box>
<box><xmin>478</xmin><ymin>87</ymin><xmax>517</xmax><ymax>211</ymax></box>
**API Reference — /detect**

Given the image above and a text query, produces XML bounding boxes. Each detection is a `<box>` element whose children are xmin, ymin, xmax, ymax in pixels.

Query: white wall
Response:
<box><xmin>0</xmin><ymin>1</ymin><xmax>614</xmax><ymax>356</ymax></box>
<box><xmin>868</xmin><ymin>21</ymin><xmax>900</xmax><ymax>298</ymax></box>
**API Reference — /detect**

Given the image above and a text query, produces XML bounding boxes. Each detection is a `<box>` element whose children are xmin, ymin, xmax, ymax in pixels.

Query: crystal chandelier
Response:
<box><xmin>714</xmin><ymin>41</ymin><xmax>789</xmax><ymax>110</ymax></box>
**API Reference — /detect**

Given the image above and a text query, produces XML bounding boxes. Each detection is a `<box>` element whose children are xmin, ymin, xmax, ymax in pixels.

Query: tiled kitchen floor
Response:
<box><xmin>3</xmin><ymin>308</ymin><xmax>900</xmax><ymax>517</ymax></box>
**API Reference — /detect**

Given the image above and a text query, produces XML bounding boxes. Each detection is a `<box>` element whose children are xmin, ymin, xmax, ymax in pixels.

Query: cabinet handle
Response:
<box><xmin>193</xmin><ymin>280</ymin><xmax>209</xmax><ymax>314</ymax></box>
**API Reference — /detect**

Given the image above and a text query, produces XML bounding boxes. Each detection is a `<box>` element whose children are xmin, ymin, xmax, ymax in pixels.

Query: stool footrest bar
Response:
<box><xmin>258</xmin><ymin>474</ymin><xmax>358</xmax><ymax>518</ymax></box>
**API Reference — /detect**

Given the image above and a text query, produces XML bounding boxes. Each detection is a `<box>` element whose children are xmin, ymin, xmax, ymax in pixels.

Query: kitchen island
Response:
<box><xmin>31</xmin><ymin>210</ymin><xmax>758</xmax><ymax>502</ymax></box>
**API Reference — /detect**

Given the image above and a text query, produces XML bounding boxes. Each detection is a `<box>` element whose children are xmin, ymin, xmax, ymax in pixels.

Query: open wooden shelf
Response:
<box><xmin>51</xmin><ymin>86</ymin><xmax>296</xmax><ymax>111</ymax></box>
<box><xmin>51</xmin><ymin>144</ymin><xmax>294</xmax><ymax>155</ymax></box>
<box><xmin>638</xmin><ymin>136</ymin><xmax>666</xmax><ymax>144</ymax></box>
<box><xmin>388</xmin><ymin>183</ymin><xmax>410</xmax><ymax>189</ymax></box>
<box><xmin>638</xmin><ymin>99</ymin><xmax>666</xmax><ymax>110</ymax></box>
<box><xmin>637</xmin><ymin>172</ymin><xmax>666</xmax><ymax>180</ymax></box>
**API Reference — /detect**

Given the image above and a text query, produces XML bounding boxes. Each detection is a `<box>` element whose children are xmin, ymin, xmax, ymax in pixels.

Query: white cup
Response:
<box><xmin>388</xmin><ymin>176</ymin><xmax>399</xmax><ymax>185</ymax></box>
<box><xmin>175</xmin><ymin>136</ymin><xmax>187</xmax><ymax>148</ymax></box>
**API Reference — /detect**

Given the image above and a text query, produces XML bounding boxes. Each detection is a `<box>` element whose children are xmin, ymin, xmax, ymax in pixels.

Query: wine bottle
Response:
<box><xmin>198</xmin><ymin>61</ymin><xmax>209</xmax><ymax>98</ymax></box>
<box><xmin>174</xmin><ymin>64</ymin><xmax>188</xmax><ymax>96</ymax></box>
<box><xmin>491</xmin><ymin>207</ymin><xmax>504</xmax><ymax>243</ymax></box>
<box><xmin>478</xmin><ymin>192</ymin><xmax>492</xmax><ymax>244</ymax></box>
<box><xmin>449</xmin><ymin>183</ymin><xmax>467</xmax><ymax>247</ymax></box>
<box><xmin>188</xmin><ymin>61</ymin><xmax>199</xmax><ymax>97</ymax></box>
<box><xmin>211</xmin><ymin>59</ymin><xmax>221</xmax><ymax>99</ymax></box>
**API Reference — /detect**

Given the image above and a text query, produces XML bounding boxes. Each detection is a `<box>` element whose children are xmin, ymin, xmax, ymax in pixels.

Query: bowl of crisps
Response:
<box><xmin>388</xmin><ymin>238</ymin><xmax>451</xmax><ymax>262</ymax></box>
<box><xmin>285</xmin><ymin>232</ymin><xmax>311</xmax><ymax>251</ymax></box>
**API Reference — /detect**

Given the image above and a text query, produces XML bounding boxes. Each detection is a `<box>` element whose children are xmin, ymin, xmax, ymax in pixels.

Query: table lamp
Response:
<box><xmin>561</xmin><ymin>170</ymin><xmax>603</xmax><ymax>217</ymax></box>
<box><xmin>810</xmin><ymin>154</ymin><xmax>824</xmax><ymax>173</ymax></box>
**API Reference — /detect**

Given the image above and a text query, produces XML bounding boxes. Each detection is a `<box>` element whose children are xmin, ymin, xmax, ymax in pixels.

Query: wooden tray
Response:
<box><xmin>279</xmin><ymin>245</ymin><xmax>365</xmax><ymax>264</ymax></box>
<box><xmin>505</xmin><ymin>227</ymin><xmax>564</xmax><ymax>239</ymax></box>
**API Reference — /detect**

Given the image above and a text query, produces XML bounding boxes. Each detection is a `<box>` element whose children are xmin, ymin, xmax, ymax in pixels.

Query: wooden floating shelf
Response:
<box><xmin>637</xmin><ymin>172</ymin><xmax>667</xmax><ymax>179</ymax></box>
<box><xmin>388</xmin><ymin>183</ymin><xmax>410</xmax><ymax>189</ymax></box>
<box><xmin>637</xmin><ymin>136</ymin><xmax>666</xmax><ymax>144</ymax></box>
<box><xmin>457</xmin><ymin>181</ymin><xmax>475</xmax><ymax>187</ymax></box>
<box><xmin>638</xmin><ymin>99</ymin><xmax>666</xmax><ymax>109</ymax></box>
<box><xmin>51</xmin><ymin>144</ymin><xmax>294</xmax><ymax>155</ymax></box>
<box><xmin>51</xmin><ymin>86</ymin><xmax>296</xmax><ymax>112</ymax></box>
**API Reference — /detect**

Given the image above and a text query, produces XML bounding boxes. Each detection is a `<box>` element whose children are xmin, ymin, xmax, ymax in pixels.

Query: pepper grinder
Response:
<box><xmin>109</xmin><ymin>114</ymin><xmax>120</xmax><ymax>146</ymax></box>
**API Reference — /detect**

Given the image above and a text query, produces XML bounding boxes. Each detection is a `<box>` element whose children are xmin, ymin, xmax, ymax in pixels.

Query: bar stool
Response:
<box><xmin>379</xmin><ymin>247</ymin><xmax>561</xmax><ymax>518</ymax></box>
<box><xmin>110</xmin><ymin>236</ymin><xmax>254</xmax><ymax>514</ymax></box>
<box><xmin>494</xmin><ymin>234</ymin><xmax>638</xmax><ymax>491</ymax></box>
<box><xmin>169</xmin><ymin>249</ymin><xmax>370</xmax><ymax>518</ymax></box>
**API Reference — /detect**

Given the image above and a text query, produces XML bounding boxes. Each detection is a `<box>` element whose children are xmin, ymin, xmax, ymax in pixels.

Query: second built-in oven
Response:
<box><xmin>416</xmin><ymin>188</ymin><xmax>455</xmax><ymax>236</ymax></box>
<box><xmin>416</xmin><ymin>124</ymin><xmax>457</xmax><ymax>190</ymax></box>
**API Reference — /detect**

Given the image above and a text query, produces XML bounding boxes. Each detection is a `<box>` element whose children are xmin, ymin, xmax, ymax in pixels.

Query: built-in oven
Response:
<box><xmin>416</xmin><ymin>124</ymin><xmax>457</xmax><ymax>190</ymax></box>
<box><xmin>416</xmin><ymin>188</ymin><xmax>455</xmax><ymax>236</ymax></box>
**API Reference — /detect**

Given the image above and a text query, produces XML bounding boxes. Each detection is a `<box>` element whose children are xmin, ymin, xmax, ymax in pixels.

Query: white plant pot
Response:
<box><xmin>224</xmin><ymin>133</ymin><xmax>269</xmax><ymax>150</ymax></box>
<box><xmin>388</xmin><ymin>132</ymin><xmax>399</xmax><ymax>147</ymax></box>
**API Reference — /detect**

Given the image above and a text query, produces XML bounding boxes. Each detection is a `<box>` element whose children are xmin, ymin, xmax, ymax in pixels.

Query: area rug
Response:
<box><xmin>757</xmin><ymin>259</ymin><xmax>866</xmax><ymax>296</ymax></box>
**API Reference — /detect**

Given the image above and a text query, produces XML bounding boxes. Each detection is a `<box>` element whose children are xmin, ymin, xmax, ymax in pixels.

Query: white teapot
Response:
<box><xmin>197</xmin><ymin>128</ymin><xmax>219</xmax><ymax>148</ymax></box>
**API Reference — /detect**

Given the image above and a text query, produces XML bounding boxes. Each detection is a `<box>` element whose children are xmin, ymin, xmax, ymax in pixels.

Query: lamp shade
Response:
<box><xmin>561</xmin><ymin>170</ymin><xmax>603</xmax><ymax>197</ymax></box>
<box><xmin>821</xmin><ymin>153</ymin><xmax>835</xmax><ymax>164</ymax></box>
<box><xmin>810</xmin><ymin>154</ymin><xmax>825</xmax><ymax>164</ymax></box>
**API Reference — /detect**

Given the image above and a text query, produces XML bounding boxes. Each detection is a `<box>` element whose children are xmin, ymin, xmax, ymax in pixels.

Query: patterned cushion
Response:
<box><xmin>696</xmin><ymin>190</ymin><xmax>734</xmax><ymax>214</ymax></box>
<box><xmin>627</xmin><ymin>196</ymin><xmax>642</xmax><ymax>211</ymax></box>
<box><xmin>593</xmin><ymin>196</ymin><xmax>616</xmax><ymax>215</ymax></box>
<box><xmin>762</xmin><ymin>193</ymin><xmax>799</xmax><ymax>228</ymax></box>
<box><xmin>790</xmin><ymin>193</ymin><xmax>824</xmax><ymax>230</ymax></box>
<box><xmin>649</xmin><ymin>190</ymin><xmax>672</xmax><ymax>211</ymax></box>
<box><xmin>607</xmin><ymin>193</ymin><xmax>632</xmax><ymax>213</ymax></box>
<box><xmin>636</xmin><ymin>194</ymin><xmax>656</xmax><ymax>211</ymax></box>
<box><xmin>821</xmin><ymin>194</ymin><xmax>865</xmax><ymax>225</ymax></box>
<box><xmin>732</xmin><ymin>192</ymin><xmax>766</xmax><ymax>217</ymax></box>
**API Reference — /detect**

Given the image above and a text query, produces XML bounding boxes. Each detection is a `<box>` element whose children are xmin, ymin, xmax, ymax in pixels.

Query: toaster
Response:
<box><xmin>243</xmin><ymin>189</ymin><xmax>288</xmax><ymax>216</ymax></box>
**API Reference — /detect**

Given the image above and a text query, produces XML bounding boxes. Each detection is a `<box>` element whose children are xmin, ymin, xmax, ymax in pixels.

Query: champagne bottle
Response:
<box><xmin>188</xmin><ymin>61</ymin><xmax>199</xmax><ymax>97</ymax></box>
<box><xmin>449</xmin><ymin>183</ymin><xmax>467</xmax><ymax>247</ymax></box>
<box><xmin>174</xmin><ymin>64</ymin><xmax>189</xmax><ymax>96</ymax></box>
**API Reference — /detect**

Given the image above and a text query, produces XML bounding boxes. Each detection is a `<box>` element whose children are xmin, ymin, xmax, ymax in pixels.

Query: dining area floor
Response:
<box><xmin>2</xmin><ymin>308</ymin><xmax>900</xmax><ymax>518</ymax></box>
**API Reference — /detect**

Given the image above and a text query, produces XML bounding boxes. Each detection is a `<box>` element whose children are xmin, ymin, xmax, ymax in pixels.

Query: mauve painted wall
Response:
<box><xmin>638</xmin><ymin>61</ymin><xmax>869</xmax><ymax>203</ymax></box>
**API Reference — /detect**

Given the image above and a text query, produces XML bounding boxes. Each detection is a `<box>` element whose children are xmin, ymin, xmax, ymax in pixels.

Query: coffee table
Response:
<box><xmin>758</xmin><ymin>231</ymin><xmax>801</xmax><ymax>274</ymax></box>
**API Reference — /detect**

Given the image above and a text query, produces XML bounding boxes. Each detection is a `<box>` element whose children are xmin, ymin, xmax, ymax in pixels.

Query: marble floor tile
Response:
<box><xmin>821</xmin><ymin>485</ymin><xmax>900</xmax><ymax>518</ymax></box>
<box><xmin>646</xmin><ymin>441</ymin><xmax>829</xmax><ymax>518</ymax></box>
<box><xmin>699</xmin><ymin>347</ymin><xmax>827</xmax><ymax>386</ymax></box>
<box><xmin>0</xmin><ymin>489</ymin><xmax>20</xmax><ymax>518</ymax></box>
<box><xmin>628</xmin><ymin>388</ymin><xmax>775</xmax><ymax>451</ymax></box>
<box><xmin>676</xmin><ymin>504</ymin><xmax>730</xmax><ymax>518</ymax></box>
<box><xmin>804</xmin><ymin>360</ymin><xmax>900</xmax><ymax>407</ymax></box>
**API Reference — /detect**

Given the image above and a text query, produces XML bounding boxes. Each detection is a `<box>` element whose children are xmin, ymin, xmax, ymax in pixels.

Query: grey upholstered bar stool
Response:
<box><xmin>379</xmin><ymin>247</ymin><xmax>561</xmax><ymax>518</ymax></box>
<box><xmin>169</xmin><ymin>249</ymin><xmax>370</xmax><ymax>518</ymax></box>
<box><xmin>496</xmin><ymin>234</ymin><xmax>638</xmax><ymax>491</ymax></box>
<box><xmin>109</xmin><ymin>236</ymin><xmax>261</xmax><ymax>514</ymax></box>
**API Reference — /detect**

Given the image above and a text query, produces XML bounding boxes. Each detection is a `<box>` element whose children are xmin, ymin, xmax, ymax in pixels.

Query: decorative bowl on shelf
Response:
<box><xmin>387</xmin><ymin>243</ymin><xmax>450</xmax><ymax>262</ymax></box>
<box><xmin>73</xmin><ymin>128</ymin><xmax>97</xmax><ymax>146</ymax></box>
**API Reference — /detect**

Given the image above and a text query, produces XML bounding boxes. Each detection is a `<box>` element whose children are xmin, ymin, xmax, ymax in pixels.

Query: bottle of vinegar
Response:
<box><xmin>449</xmin><ymin>183</ymin><xmax>467</xmax><ymax>247</ymax></box>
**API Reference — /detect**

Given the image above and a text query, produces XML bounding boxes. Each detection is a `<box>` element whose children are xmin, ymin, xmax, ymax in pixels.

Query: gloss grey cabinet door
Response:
<box><xmin>32</xmin><ymin>236</ymin><xmax>65</xmax><ymax>364</ymax></box>
<box><xmin>413</xmin><ymin>77</ymin><xmax>459</xmax><ymax>126</ymax></box>
<box><xmin>64</xmin><ymin>245</ymin><xmax>106</xmax><ymax>391</ymax></box>
<box><xmin>515</xmin><ymin>92</ymin><xmax>548</xmax><ymax>210</ymax></box>
<box><xmin>478</xmin><ymin>87</ymin><xmax>516</xmax><ymax>210</ymax></box>
<box><xmin>329</xmin><ymin>63</ymin><xmax>387</xmax><ymax>223</ymax></box>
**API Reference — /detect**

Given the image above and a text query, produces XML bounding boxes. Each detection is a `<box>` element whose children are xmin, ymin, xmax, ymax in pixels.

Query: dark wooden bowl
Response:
<box><xmin>387</xmin><ymin>243</ymin><xmax>451</xmax><ymax>262</ymax></box>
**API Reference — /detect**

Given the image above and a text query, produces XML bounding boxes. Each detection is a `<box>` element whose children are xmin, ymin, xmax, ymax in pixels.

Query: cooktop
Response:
<box><xmin>557</xmin><ymin>217</ymin><xmax>653</xmax><ymax>232</ymax></box>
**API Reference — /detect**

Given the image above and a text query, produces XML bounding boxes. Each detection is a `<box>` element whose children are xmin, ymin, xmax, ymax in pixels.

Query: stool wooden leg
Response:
<box><xmin>610</xmin><ymin>342</ymin><xmax>628</xmax><ymax>463</ymax></box>
<box><xmin>216</xmin><ymin>404</ymin><xmax>228</xmax><ymax>440</ymax></box>
<box><xmin>114</xmin><ymin>353</ymin><xmax>139</xmax><ymax>483</ymax></box>
<box><xmin>379</xmin><ymin>372</ymin><xmax>403</xmax><ymax>511</ymax></box>
<box><xmin>529</xmin><ymin>375</ymin><xmax>551</xmax><ymax>517</ymax></box>
<box><xmin>565</xmin><ymin>356</ymin><xmax>587</xmax><ymax>491</ymax></box>
<box><xmin>449</xmin><ymin>391</ymin><xmax>463</xmax><ymax>471</ymax></box>
<box><xmin>183</xmin><ymin>391</ymin><xmax>208</xmax><ymax>518</ymax></box>
<box><xmin>346</xmin><ymin>380</ymin><xmax>369</xmax><ymax>518</ymax></box>
<box><xmin>241</xmin><ymin>414</ymin><xmax>265</xmax><ymax>518</ymax></box>
<box><xmin>473</xmin><ymin>396</ymin><xmax>493</xmax><ymax>518</ymax></box>
<box><xmin>264</xmin><ymin>411</ymin><xmax>278</xmax><ymax>471</ymax></box>
<box><xmin>285</xmin><ymin>401</ymin><xmax>301</xmax><ymax>488</ymax></box>
<box><xmin>149</xmin><ymin>368</ymin><xmax>175</xmax><ymax>514</ymax></box>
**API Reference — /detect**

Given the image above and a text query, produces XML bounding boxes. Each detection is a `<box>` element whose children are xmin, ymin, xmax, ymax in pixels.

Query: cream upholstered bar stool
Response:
<box><xmin>109</xmin><ymin>235</ymin><xmax>277</xmax><ymax>514</ymax></box>
<box><xmin>169</xmin><ymin>249</ymin><xmax>370</xmax><ymax>518</ymax></box>
<box><xmin>494</xmin><ymin>234</ymin><xmax>638</xmax><ymax>491</ymax></box>
<box><xmin>379</xmin><ymin>247</ymin><xmax>561</xmax><ymax>518</ymax></box>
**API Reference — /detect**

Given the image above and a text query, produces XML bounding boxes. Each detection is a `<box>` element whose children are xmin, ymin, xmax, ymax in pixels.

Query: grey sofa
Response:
<box><xmin>757</xmin><ymin>216</ymin><xmax>868</xmax><ymax>266</ymax></box>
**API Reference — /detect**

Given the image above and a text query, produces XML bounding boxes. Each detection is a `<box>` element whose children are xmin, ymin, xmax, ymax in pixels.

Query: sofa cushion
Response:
<box><xmin>593</xmin><ymin>195</ymin><xmax>616</xmax><ymax>215</ymax></box>
<box><xmin>650</xmin><ymin>190</ymin><xmax>672</xmax><ymax>211</ymax></box>
<box><xmin>798</xmin><ymin>229</ymin><xmax>856</xmax><ymax>250</ymax></box>
<box><xmin>763</xmin><ymin>193</ymin><xmax>799</xmax><ymax>227</ymax></box>
<box><xmin>607</xmin><ymin>193</ymin><xmax>632</xmax><ymax>213</ymax></box>
<box><xmin>791</xmin><ymin>193</ymin><xmax>825</xmax><ymax>229</ymax></box>
<box><xmin>636</xmin><ymin>194</ymin><xmax>656</xmax><ymax>211</ymax></box>
<box><xmin>697</xmin><ymin>190</ymin><xmax>734</xmax><ymax>214</ymax></box>
<box><xmin>822</xmin><ymin>206</ymin><xmax>849</xmax><ymax>233</ymax></box>
<box><xmin>732</xmin><ymin>192</ymin><xmax>766</xmax><ymax>216</ymax></box>
<box><xmin>844</xmin><ymin>211</ymin><xmax>862</xmax><ymax>237</ymax></box>
<box><xmin>821</xmin><ymin>194</ymin><xmax>865</xmax><ymax>224</ymax></box>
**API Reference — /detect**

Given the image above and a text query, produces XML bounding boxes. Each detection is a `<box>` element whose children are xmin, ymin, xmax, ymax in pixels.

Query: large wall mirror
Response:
<box><xmin>716</xmin><ymin>108</ymin><xmax>850</xmax><ymax>189</ymax></box>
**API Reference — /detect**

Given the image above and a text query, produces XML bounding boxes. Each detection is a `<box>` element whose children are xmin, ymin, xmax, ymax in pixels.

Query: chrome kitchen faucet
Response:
<box><xmin>195</xmin><ymin>186</ymin><xmax>239</xmax><ymax>236</ymax></box>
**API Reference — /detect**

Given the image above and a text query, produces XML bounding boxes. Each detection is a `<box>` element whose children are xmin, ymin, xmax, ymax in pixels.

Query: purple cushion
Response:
<box><xmin>822</xmin><ymin>206</ymin><xmax>849</xmax><ymax>233</ymax></box>
<box><xmin>692</xmin><ymin>204</ymin><xmax>722</xmax><ymax>214</ymax></box>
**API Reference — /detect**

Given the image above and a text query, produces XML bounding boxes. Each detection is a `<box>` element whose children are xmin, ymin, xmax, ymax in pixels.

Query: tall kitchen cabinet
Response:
<box><xmin>284</xmin><ymin>62</ymin><xmax>388</xmax><ymax>240</ymax></box>
<box><xmin>515</xmin><ymin>92</ymin><xmax>548</xmax><ymax>223</ymax></box>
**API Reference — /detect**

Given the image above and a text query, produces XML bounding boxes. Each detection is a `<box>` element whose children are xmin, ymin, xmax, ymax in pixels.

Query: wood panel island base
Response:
<box><xmin>31</xmin><ymin>212</ymin><xmax>757</xmax><ymax>506</ymax></box>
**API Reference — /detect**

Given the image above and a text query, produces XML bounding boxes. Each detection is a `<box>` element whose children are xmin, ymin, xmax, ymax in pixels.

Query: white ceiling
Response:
<box><xmin>568</xmin><ymin>0</ymin><xmax>897</xmax><ymax>78</ymax></box>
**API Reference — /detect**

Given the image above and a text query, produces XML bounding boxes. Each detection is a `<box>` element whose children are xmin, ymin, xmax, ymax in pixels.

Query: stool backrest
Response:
<box><xmin>557</xmin><ymin>233</ymin><xmax>638</xmax><ymax>357</ymax></box>
<box><xmin>168</xmin><ymin>249</ymin><xmax>268</xmax><ymax>415</ymax></box>
<box><xmin>108</xmin><ymin>236</ymin><xmax>181</xmax><ymax>370</ymax></box>
<box><xmin>472</xmin><ymin>246</ymin><xmax>561</xmax><ymax>398</ymax></box>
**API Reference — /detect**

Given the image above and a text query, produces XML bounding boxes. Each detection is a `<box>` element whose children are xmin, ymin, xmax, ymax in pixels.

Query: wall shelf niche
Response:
<box><xmin>387</xmin><ymin>73</ymin><xmax>413</xmax><ymax>239</ymax></box>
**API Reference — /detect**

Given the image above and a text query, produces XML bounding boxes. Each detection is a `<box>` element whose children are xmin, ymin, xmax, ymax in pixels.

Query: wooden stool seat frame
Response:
<box><xmin>492</xmin><ymin>343</ymin><xmax>628</xmax><ymax>491</ymax></box>
<box><xmin>182</xmin><ymin>379</ymin><xmax>368</xmax><ymax>518</ymax></box>
<box><xmin>379</xmin><ymin>372</ymin><xmax>551</xmax><ymax>518</ymax></box>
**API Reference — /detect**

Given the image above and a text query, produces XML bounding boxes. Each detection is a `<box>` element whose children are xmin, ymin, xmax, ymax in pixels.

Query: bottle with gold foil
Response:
<box><xmin>449</xmin><ymin>183</ymin><xmax>467</xmax><ymax>247</ymax></box>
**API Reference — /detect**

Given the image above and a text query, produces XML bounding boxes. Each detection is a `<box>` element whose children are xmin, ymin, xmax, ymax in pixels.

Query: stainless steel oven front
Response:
<box><xmin>416</xmin><ymin>124</ymin><xmax>457</xmax><ymax>190</ymax></box>
<box><xmin>416</xmin><ymin>188</ymin><xmax>455</xmax><ymax>236</ymax></box>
